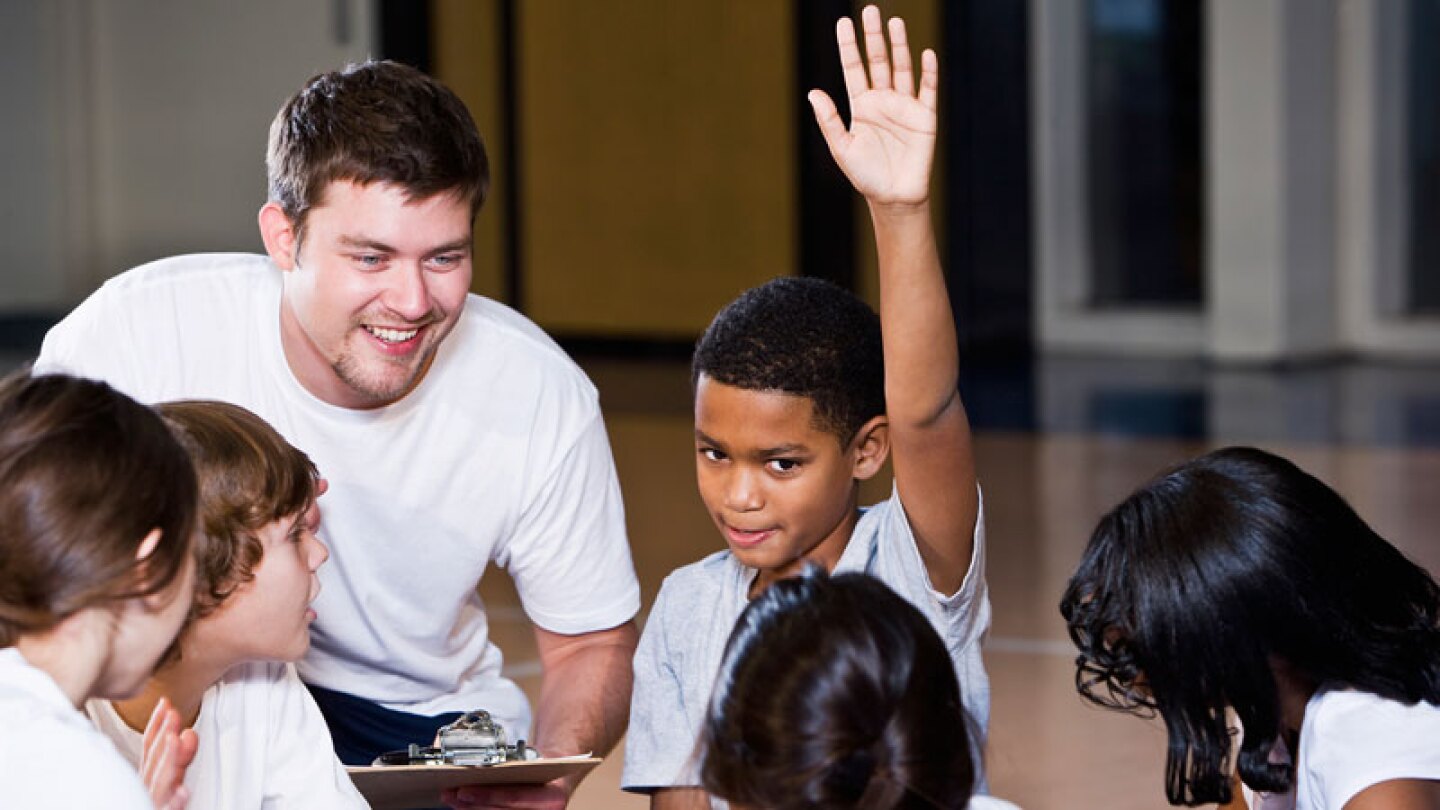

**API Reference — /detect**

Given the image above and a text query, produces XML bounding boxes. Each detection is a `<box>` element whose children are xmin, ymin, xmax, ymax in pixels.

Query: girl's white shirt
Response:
<box><xmin>0</xmin><ymin>647</ymin><xmax>153</xmax><ymax>809</ymax></box>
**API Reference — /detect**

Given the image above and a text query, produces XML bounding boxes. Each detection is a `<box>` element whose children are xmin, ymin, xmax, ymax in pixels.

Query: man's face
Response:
<box><xmin>693</xmin><ymin>375</ymin><xmax>864</xmax><ymax>592</ymax></box>
<box><xmin>277</xmin><ymin>180</ymin><xmax>473</xmax><ymax>409</ymax></box>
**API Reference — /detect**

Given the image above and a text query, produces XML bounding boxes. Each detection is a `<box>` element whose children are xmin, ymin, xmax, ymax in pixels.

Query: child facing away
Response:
<box><xmin>624</xmin><ymin>6</ymin><xmax>990</xmax><ymax>806</ymax></box>
<box><xmin>0</xmin><ymin>371</ymin><xmax>198</xmax><ymax>810</ymax></box>
<box><xmin>1060</xmin><ymin>446</ymin><xmax>1440</xmax><ymax>810</ymax></box>
<box><xmin>700</xmin><ymin>570</ymin><xmax>1017</xmax><ymax>810</ymax></box>
<box><xmin>85</xmin><ymin>400</ymin><xmax>367</xmax><ymax>809</ymax></box>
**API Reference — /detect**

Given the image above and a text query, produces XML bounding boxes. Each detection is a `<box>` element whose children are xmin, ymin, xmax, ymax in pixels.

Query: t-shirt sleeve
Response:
<box><xmin>264</xmin><ymin>663</ymin><xmax>369</xmax><ymax>809</ymax></box>
<box><xmin>622</xmin><ymin>581</ymin><xmax>703</xmax><ymax>794</ymax></box>
<box><xmin>498</xmin><ymin>409</ymin><xmax>641</xmax><ymax>634</ymax></box>
<box><xmin>34</xmin><ymin>281</ymin><xmax>141</xmax><ymax>387</ymax></box>
<box><xmin>1302</xmin><ymin>691</ymin><xmax>1440</xmax><ymax>810</ymax></box>
<box><xmin>882</xmin><ymin>483</ymin><xmax>990</xmax><ymax>630</ymax></box>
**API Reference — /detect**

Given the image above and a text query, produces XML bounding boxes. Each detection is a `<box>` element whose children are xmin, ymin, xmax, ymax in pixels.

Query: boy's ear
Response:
<box><xmin>849</xmin><ymin>415</ymin><xmax>890</xmax><ymax>481</ymax></box>
<box><xmin>258</xmin><ymin>202</ymin><xmax>299</xmax><ymax>271</ymax></box>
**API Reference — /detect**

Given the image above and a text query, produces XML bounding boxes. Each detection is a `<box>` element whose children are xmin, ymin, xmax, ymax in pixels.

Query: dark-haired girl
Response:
<box><xmin>701</xmin><ymin>570</ymin><xmax>1018</xmax><ymax>810</ymax></box>
<box><xmin>1061</xmin><ymin>446</ymin><xmax>1440</xmax><ymax>810</ymax></box>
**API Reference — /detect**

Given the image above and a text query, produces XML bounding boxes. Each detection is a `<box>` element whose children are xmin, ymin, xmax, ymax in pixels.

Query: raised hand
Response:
<box><xmin>141</xmin><ymin>696</ymin><xmax>199</xmax><ymax>810</ymax></box>
<box><xmin>807</xmin><ymin>5</ymin><xmax>938</xmax><ymax>208</ymax></box>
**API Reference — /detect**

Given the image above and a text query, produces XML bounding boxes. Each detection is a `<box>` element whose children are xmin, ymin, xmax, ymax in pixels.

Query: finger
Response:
<box><xmin>918</xmin><ymin>48</ymin><xmax>939</xmax><ymax>111</ymax></box>
<box><xmin>808</xmin><ymin>90</ymin><xmax>851</xmax><ymax>154</ymax></box>
<box><xmin>177</xmin><ymin>728</ymin><xmax>200</xmax><ymax>770</ymax></box>
<box><xmin>889</xmin><ymin>17</ymin><xmax>914</xmax><ymax>97</ymax></box>
<box><xmin>862</xmin><ymin>5</ymin><xmax>891</xmax><ymax>91</ymax></box>
<box><xmin>836</xmin><ymin>16</ymin><xmax>867</xmax><ymax>103</ymax></box>
<box><xmin>142</xmin><ymin>697</ymin><xmax>169</xmax><ymax>762</ymax></box>
<box><xmin>167</xmin><ymin>784</ymin><xmax>190</xmax><ymax>810</ymax></box>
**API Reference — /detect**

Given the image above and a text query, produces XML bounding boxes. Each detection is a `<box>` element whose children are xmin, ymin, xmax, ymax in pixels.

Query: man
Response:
<box><xmin>37</xmin><ymin>61</ymin><xmax>640</xmax><ymax>809</ymax></box>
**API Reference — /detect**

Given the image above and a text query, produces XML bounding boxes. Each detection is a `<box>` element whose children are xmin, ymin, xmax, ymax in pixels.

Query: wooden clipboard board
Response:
<box><xmin>347</xmin><ymin>756</ymin><xmax>601</xmax><ymax>810</ymax></box>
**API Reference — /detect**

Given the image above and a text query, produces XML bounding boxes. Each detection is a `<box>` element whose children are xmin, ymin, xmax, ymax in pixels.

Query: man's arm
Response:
<box><xmin>442</xmin><ymin>621</ymin><xmax>638</xmax><ymax>810</ymax></box>
<box><xmin>809</xmin><ymin>5</ymin><xmax>977</xmax><ymax>595</ymax></box>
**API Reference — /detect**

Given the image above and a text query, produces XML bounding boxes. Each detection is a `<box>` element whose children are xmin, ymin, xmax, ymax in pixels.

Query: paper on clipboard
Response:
<box><xmin>347</xmin><ymin>755</ymin><xmax>601</xmax><ymax>810</ymax></box>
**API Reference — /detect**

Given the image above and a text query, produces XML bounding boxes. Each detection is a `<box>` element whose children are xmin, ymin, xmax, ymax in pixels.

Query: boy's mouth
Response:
<box><xmin>725</xmin><ymin>525</ymin><xmax>776</xmax><ymax>549</ymax></box>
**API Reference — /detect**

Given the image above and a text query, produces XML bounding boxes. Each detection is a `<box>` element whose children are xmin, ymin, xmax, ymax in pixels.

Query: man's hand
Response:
<box><xmin>141</xmin><ymin>696</ymin><xmax>198</xmax><ymax>810</ymax></box>
<box><xmin>808</xmin><ymin>4</ymin><xmax>938</xmax><ymax>209</ymax></box>
<box><xmin>442</xmin><ymin>782</ymin><xmax>568</xmax><ymax>810</ymax></box>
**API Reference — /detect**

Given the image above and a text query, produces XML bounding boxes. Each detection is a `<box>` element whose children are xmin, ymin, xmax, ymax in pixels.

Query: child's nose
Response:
<box><xmin>724</xmin><ymin>469</ymin><xmax>764</xmax><ymax>512</ymax></box>
<box><xmin>308</xmin><ymin>534</ymin><xmax>330</xmax><ymax>570</ymax></box>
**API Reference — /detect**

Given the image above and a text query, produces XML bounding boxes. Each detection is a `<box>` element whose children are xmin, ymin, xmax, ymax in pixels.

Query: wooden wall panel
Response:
<box><xmin>518</xmin><ymin>3</ymin><xmax>797</xmax><ymax>337</ymax></box>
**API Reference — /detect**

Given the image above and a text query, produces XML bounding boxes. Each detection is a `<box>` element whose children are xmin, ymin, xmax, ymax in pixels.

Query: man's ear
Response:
<box><xmin>258</xmin><ymin>202</ymin><xmax>299</xmax><ymax>270</ymax></box>
<box><xmin>850</xmin><ymin>415</ymin><xmax>890</xmax><ymax>481</ymax></box>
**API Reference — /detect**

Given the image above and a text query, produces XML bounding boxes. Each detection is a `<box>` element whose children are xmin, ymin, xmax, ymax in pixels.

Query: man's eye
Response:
<box><xmin>767</xmin><ymin>458</ymin><xmax>799</xmax><ymax>473</ymax></box>
<box><xmin>354</xmin><ymin>254</ymin><xmax>384</xmax><ymax>267</ymax></box>
<box><xmin>431</xmin><ymin>253</ymin><xmax>463</xmax><ymax>268</ymax></box>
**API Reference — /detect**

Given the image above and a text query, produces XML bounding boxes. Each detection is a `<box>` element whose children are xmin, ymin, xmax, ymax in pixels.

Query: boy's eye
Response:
<box><xmin>766</xmin><ymin>458</ymin><xmax>800</xmax><ymax>473</ymax></box>
<box><xmin>699</xmin><ymin>448</ymin><xmax>726</xmax><ymax>462</ymax></box>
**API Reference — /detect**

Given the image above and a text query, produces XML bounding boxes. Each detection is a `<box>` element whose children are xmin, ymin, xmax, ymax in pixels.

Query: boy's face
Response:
<box><xmin>200</xmin><ymin>499</ymin><xmax>328</xmax><ymax>663</ymax></box>
<box><xmin>694</xmin><ymin>376</ymin><xmax>872</xmax><ymax>587</ymax></box>
<box><xmin>272</xmin><ymin>180</ymin><xmax>473</xmax><ymax>410</ymax></box>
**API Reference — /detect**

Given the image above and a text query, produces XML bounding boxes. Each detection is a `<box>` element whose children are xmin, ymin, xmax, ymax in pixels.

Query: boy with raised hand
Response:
<box><xmin>623</xmin><ymin>6</ymin><xmax>989</xmax><ymax>807</ymax></box>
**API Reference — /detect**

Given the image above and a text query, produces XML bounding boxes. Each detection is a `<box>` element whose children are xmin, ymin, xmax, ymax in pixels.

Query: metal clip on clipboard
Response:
<box><xmin>373</xmin><ymin>710</ymin><xmax>541</xmax><ymax>767</ymax></box>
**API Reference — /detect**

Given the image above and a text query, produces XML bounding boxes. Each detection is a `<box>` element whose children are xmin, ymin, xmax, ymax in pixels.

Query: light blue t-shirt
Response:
<box><xmin>623</xmin><ymin>486</ymin><xmax>992</xmax><ymax>797</ymax></box>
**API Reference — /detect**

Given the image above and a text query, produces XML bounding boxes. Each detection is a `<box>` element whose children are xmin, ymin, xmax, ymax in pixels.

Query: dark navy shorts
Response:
<box><xmin>305</xmin><ymin>682</ymin><xmax>467</xmax><ymax>768</ymax></box>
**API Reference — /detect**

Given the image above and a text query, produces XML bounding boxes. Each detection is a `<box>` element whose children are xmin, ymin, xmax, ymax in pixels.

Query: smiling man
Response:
<box><xmin>37</xmin><ymin>61</ymin><xmax>640</xmax><ymax>810</ymax></box>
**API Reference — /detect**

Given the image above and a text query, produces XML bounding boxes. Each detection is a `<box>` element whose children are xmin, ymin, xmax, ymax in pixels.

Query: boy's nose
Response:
<box><xmin>309</xmin><ymin>534</ymin><xmax>331</xmax><ymax>570</ymax></box>
<box><xmin>723</xmin><ymin>471</ymin><xmax>764</xmax><ymax>512</ymax></box>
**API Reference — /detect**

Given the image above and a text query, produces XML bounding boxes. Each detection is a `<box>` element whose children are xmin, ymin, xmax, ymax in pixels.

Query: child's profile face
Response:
<box><xmin>694</xmin><ymin>376</ymin><xmax>863</xmax><ymax>587</ymax></box>
<box><xmin>200</xmin><ymin>498</ymin><xmax>329</xmax><ymax>663</ymax></box>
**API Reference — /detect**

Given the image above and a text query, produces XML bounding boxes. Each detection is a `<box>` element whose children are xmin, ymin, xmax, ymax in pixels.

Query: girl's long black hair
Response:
<box><xmin>1060</xmin><ymin>446</ymin><xmax>1440</xmax><ymax>805</ymax></box>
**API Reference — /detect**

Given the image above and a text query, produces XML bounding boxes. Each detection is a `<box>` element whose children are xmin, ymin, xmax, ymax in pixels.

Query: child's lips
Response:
<box><xmin>725</xmin><ymin>525</ymin><xmax>776</xmax><ymax>548</ymax></box>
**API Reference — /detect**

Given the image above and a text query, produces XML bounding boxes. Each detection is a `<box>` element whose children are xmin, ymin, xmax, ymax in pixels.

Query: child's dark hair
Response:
<box><xmin>692</xmin><ymin>277</ymin><xmax>884</xmax><ymax>445</ymax></box>
<box><xmin>0</xmin><ymin>371</ymin><xmax>197</xmax><ymax>646</ymax></box>
<box><xmin>701</xmin><ymin>569</ymin><xmax>976</xmax><ymax>810</ymax></box>
<box><xmin>1059</xmin><ymin>446</ymin><xmax>1440</xmax><ymax>806</ymax></box>
<box><xmin>157</xmin><ymin>400</ymin><xmax>320</xmax><ymax>621</ymax></box>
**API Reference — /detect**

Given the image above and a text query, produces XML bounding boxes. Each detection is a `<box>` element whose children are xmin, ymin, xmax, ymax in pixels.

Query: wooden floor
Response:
<box><xmin>476</xmin><ymin>358</ymin><xmax>1440</xmax><ymax>810</ymax></box>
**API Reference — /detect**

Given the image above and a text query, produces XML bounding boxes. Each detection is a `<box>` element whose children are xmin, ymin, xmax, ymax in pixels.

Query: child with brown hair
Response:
<box><xmin>86</xmin><ymin>399</ymin><xmax>366</xmax><ymax>809</ymax></box>
<box><xmin>0</xmin><ymin>371</ymin><xmax>198</xmax><ymax>809</ymax></box>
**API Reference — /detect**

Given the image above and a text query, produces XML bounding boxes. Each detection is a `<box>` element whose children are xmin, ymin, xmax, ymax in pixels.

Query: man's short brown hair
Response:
<box><xmin>265</xmin><ymin>60</ymin><xmax>490</xmax><ymax>241</ymax></box>
<box><xmin>157</xmin><ymin>400</ymin><xmax>319</xmax><ymax>620</ymax></box>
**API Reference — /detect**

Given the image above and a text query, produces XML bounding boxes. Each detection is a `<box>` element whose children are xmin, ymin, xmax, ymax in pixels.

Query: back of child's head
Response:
<box><xmin>1060</xmin><ymin>445</ymin><xmax>1440</xmax><ymax>805</ymax></box>
<box><xmin>0</xmin><ymin>371</ymin><xmax>197</xmax><ymax>647</ymax></box>
<box><xmin>156</xmin><ymin>400</ymin><xmax>319</xmax><ymax>620</ymax></box>
<box><xmin>701</xmin><ymin>569</ymin><xmax>975</xmax><ymax>810</ymax></box>
<box><xmin>693</xmin><ymin>277</ymin><xmax>884</xmax><ymax>445</ymax></box>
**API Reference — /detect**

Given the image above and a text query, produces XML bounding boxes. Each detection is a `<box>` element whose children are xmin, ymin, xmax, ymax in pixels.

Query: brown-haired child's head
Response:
<box><xmin>156</xmin><ymin>400</ymin><xmax>319</xmax><ymax>622</ymax></box>
<box><xmin>0</xmin><ymin>371</ymin><xmax>196</xmax><ymax>648</ymax></box>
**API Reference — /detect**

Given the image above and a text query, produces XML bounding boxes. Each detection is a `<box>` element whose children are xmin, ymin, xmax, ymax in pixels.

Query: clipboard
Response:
<box><xmin>347</xmin><ymin>755</ymin><xmax>601</xmax><ymax>810</ymax></box>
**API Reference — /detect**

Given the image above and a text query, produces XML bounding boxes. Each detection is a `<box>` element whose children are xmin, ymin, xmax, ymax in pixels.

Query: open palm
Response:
<box><xmin>809</xmin><ymin>6</ymin><xmax>938</xmax><ymax>207</ymax></box>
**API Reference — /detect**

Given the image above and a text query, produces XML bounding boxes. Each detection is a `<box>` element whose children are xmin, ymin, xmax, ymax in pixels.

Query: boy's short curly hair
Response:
<box><xmin>157</xmin><ymin>401</ymin><xmax>319</xmax><ymax>621</ymax></box>
<box><xmin>692</xmin><ymin>277</ymin><xmax>884</xmax><ymax>444</ymax></box>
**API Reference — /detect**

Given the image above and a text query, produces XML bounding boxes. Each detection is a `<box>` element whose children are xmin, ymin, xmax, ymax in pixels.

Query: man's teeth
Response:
<box><xmin>366</xmin><ymin>326</ymin><xmax>419</xmax><ymax>343</ymax></box>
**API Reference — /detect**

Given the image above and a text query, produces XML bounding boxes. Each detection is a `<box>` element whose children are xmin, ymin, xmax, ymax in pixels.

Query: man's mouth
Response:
<box><xmin>363</xmin><ymin>325</ymin><xmax>421</xmax><ymax>344</ymax></box>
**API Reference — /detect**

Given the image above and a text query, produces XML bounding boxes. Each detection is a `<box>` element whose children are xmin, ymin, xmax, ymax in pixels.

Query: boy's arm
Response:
<box><xmin>809</xmin><ymin>6</ymin><xmax>977</xmax><ymax>595</ymax></box>
<box><xmin>652</xmin><ymin>788</ymin><xmax>709</xmax><ymax>810</ymax></box>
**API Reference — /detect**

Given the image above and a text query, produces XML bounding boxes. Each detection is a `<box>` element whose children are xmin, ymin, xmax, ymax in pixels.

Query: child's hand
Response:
<box><xmin>141</xmin><ymin>696</ymin><xmax>198</xmax><ymax>810</ymax></box>
<box><xmin>808</xmin><ymin>5</ymin><xmax>938</xmax><ymax>210</ymax></box>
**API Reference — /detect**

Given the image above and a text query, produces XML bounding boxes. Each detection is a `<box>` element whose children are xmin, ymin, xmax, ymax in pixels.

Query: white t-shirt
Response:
<box><xmin>38</xmin><ymin>253</ymin><xmax>641</xmax><ymax>735</ymax></box>
<box><xmin>86</xmin><ymin>661</ymin><xmax>366</xmax><ymax>810</ymax></box>
<box><xmin>0</xmin><ymin>647</ymin><xmax>153</xmax><ymax>809</ymax></box>
<box><xmin>623</xmin><ymin>486</ymin><xmax>991</xmax><ymax>798</ymax></box>
<box><xmin>1250</xmin><ymin>688</ymin><xmax>1440</xmax><ymax>810</ymax></box>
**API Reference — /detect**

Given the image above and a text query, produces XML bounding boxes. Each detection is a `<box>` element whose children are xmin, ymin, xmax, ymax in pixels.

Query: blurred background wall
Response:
<box><xmin>1</xmin><ymin>0</ymin><xmax>1437</xmax><ymax>431</ymax></box>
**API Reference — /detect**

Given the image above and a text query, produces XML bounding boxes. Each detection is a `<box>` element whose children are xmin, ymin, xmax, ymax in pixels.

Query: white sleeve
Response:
<box><xmin>498</xmin><ymin>410</ymin><xmax>640</xmax><ymax>634</ymax></box>
<box><xmin>622</xmin><ymin>581</ymin><xmax>702</xmax><ymax>793</ymax></box>
<box><xmin>35</xmin><ymin>281</ymin><xmax>142</xmax><ymax>386</ymax></box>
<box><xmin>263</xmin><ymin>664</ymin><xmax>369</xmax><ymax>809</ymax></box>
<box><xmin>1302</xmin><ymin>692</ymin><xmax>1440</xmax><ymax>810</ymax></box>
